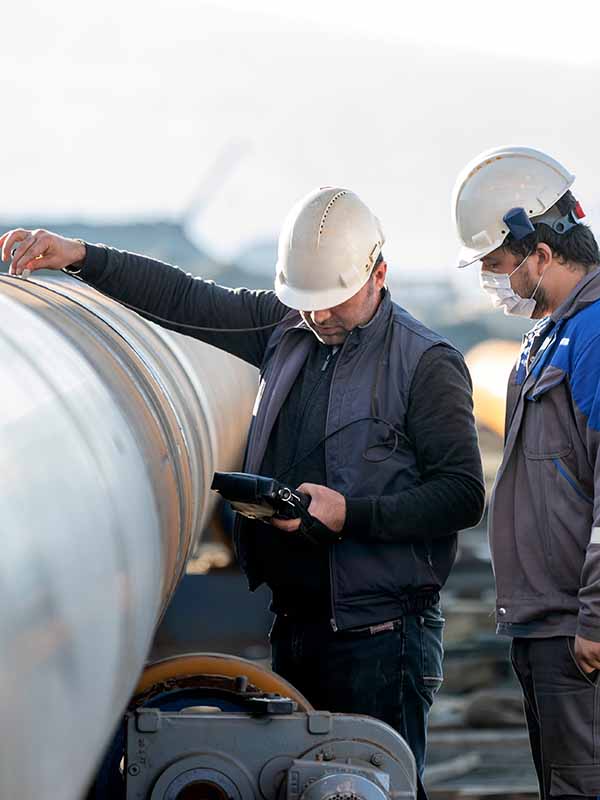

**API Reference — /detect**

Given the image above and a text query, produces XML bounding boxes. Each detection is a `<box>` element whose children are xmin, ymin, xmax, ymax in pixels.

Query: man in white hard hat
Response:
<box><xmin>454</xmin><ymin>146</ymin><xmax>600</xmax><ymax>799</ymax></box>
<box><xmin>2</xmin><ymin>188</ymin><xmax>484</xmax><ymax>797</ymax></box>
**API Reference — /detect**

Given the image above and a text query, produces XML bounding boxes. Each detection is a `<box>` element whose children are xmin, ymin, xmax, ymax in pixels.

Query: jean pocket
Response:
<box><xmin>420</xmin><ymin>608</ymin><xmax>445</xmax><ymax>690</ymax></box>
<box><xmin>566</xmin><ymin>637</ymin><xmax>600</xmax><ymax>687</ymax></box>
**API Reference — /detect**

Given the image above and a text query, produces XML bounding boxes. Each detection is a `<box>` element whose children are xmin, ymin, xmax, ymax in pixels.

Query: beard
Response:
<box><xmin>521</xmin><ymin>273</ymin><xmax>551</xmax><ymax>317</ymax></box>
<box><xmin>532</xmin><ymin>285</ymin><xmax>550</xmax><ymax>315</ymax></box>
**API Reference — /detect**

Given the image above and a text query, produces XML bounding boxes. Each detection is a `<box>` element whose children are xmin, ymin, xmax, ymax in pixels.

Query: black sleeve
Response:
<box><xmin>75</xmin><ymin>243</ymin><xmax>290</xmax><ymax>367</ymax></box>
<box><xmin>343</xmin><ymin>345</ymin><xmax>485</xmax><ymax>541</ymax></box>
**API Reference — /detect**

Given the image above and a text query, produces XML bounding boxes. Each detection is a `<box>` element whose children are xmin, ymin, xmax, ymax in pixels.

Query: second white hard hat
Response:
<box><xmin>452</xmin><ymin>145</ymin><xmax>576</xmax><ymax>268</ymax></box>
<box><xmin>275</xmin><ymin>187</ymin><xmax>385</xmax><ymax>311</ymax></box>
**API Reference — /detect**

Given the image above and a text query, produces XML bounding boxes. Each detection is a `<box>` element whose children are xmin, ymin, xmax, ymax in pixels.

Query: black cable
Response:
<box><xmin>274</xmin><ymin>415</ymin><xmax>410</xmax><ymax>480</ymax></box>
<box><xmin>8</xmin><ymin>272</ymin><xmax>409</xmax><ymax>468</ymax></box>
<box><xmin>371</xmin><ymin>313</ymin><xmax>394</xmax><ymax>418</ymax></box>
<box><xmin>6</xmin><ymin>272</ymin><xmax>409</xmax><ymax>475</ymax></box>
<box><xmin>63</xmin><ymin>271</ymin><xmax>286</xmax><ymax>333</ymax></box>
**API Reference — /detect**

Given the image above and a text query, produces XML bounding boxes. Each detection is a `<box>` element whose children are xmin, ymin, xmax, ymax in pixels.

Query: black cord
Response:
<box><xmin>6</xmin><ymin>272</ymin><xmax>409</xmax><ymax>473</ymax></box>
<box><xmin>62</xmin><ymin>271</ymin><xmax>285</xmax><ymax>333</ymax></box>
<box><xmin>274</xmin><ymin>416</ymin><xmax>410</xmax><ymax>480</ymax></box>
<box><xmin>272</xmin><ymin>315</ymin><xmax>405</xmax><ymax>477</ymax></box>
<box><xmin>371</xmin><ymin>313</ymin><xmax>394</xmax><ymax>417</ymax></box>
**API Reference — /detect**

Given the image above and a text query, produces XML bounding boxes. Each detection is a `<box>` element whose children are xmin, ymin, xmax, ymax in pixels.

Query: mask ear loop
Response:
<box><xmin>507</xmin><ymin>249</ymin><xmax>532</xmax><ymax>279</ymax></box>
<box><xmin>529</xmin><ymin>261</ymin><xmax>552</xmax><ymax>301</ymax></box>
<box><xmin>509</xmin><ymin>249</ymin><xmax>552</xmax><ymax>302</ymax></box>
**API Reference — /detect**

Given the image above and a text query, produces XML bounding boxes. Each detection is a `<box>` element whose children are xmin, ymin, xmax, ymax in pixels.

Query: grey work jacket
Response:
<box><xmin>490</xmin><ymin>267</ymin><xmax>600</xmax><ymax>641</ymax></box>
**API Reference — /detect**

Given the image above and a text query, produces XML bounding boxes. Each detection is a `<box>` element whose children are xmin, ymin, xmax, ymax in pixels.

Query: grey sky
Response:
<box><xmin>2</xmin><ymin>0</ymin><xmax>599</xmax><ymax>274</ymax></box>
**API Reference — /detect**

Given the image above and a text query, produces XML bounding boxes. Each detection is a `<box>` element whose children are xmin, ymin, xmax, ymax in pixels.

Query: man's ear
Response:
<box><xmin>531</xmin><ymin>243</ymin><xmax>553</xmax><ymax>276</ymax></box>
<box><xmin>373</xmin><ymin>260</ymin><xmax>387</xmax><ymax>288</ymax></box>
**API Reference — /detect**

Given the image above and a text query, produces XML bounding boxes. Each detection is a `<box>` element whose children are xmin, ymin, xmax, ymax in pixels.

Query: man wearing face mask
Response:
<box><xmin>454</xmin><ymin>146</ymin><xmax>600</xmax><ymax>800</ymax></box>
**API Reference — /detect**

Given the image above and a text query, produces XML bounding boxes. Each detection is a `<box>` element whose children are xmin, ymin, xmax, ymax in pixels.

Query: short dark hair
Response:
<box><xmin>375</xmin><ymin>251</ymin><xmax>384</xmax><ymax>267</ymax></box>
<box><xmin>502</xmin><ymin>191</ymin><xmax>600</xmax><ymax>272</ymax></box>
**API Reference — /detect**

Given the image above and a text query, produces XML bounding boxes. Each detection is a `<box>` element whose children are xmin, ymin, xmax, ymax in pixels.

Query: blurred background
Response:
<box><xmin>3</xmin><ymin>0</ymin><xmax>599</xmax><ymax>282</ymax></box>
<box><xmin>3</xmin><ymin>2</ymin><xmax>599</xmax><ymax>793</ymax></box>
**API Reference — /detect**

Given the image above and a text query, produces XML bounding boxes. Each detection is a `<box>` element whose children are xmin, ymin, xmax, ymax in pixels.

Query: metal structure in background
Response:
<box><xmin>0</xmin><ymin>273</ymin><xmax>258</xmax><ymax>800</ymax></box>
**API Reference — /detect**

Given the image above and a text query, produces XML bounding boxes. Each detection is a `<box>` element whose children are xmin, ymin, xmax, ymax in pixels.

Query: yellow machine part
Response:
<box><xmin>135</xmin><ymin>652</ymin><xmax>313</xmax><ymax>712</ymax></box>
<box><xmin>465</xmin><ymin>339</ymin><xmax>521</xmax><ymax>440</ymax></box>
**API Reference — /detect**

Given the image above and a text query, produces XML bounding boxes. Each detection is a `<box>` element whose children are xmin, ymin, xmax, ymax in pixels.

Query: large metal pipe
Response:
<box><xmin>0</xmin><ymin>273</ymin><xmax>258</xmax><ymax>800</ymax></box>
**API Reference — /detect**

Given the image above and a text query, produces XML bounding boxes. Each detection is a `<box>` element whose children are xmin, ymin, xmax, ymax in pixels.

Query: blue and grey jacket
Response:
<box><xmin>491</xmin><ymin>267</ymin><xmax>600</xmax><ymax>641</ymax></box>
<box><xmin>78</xmin><ymin>243</ymin><xmax>485</xmax><ymax>631</ymax></box>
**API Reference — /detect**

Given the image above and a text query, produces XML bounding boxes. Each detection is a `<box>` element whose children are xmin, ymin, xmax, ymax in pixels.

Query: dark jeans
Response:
<box><xmin>511</xmin><ymin>636</ymin><xmax>600</xmax><ymax>799</ymax></box>
<box><xmin>270</xmin><ymin>605</ymin><xmax>444</xmax><ymax>799</ymax></box>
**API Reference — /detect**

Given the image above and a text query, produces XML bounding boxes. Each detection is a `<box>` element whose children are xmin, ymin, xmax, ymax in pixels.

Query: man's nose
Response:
<box><xmin>311</xmin><ymin>308</ymin><xmax>333</xmax><ymax>326</ymax></box>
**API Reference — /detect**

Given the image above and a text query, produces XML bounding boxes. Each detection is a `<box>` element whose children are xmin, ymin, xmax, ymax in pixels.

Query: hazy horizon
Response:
<box><xmin>3</xmin><ymin>0</ymin><xmax>599</xmax><ymax>274</ymax></box>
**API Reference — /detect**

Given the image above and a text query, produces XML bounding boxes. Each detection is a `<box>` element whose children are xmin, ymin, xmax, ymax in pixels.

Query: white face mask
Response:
<box><xmin>480</xmin><ymin>253</ymin><xmax>548</xmax><ymax>318</ymax></box>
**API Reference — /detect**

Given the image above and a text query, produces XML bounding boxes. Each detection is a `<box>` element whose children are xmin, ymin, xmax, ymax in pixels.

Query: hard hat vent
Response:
<box><xmin>318</xmin><ymin>191</ymin><xmax>348</xmax><ymax>240</ymax></box>
<box><xmin>275</xmin><ymin>186</ymin><xmax>382</xmax><ymax>310</ymax></box>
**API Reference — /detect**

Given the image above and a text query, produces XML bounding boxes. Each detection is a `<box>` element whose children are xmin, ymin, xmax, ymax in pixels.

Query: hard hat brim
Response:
<box><xmin>274</xmin><ymin>275</ymin><xmax>368</xmax><ymax>312</ymax></box>
<box><xmin>457</xmin><ymin>241</ymin><xmax>503</xmax><ymax>269</ymax></box>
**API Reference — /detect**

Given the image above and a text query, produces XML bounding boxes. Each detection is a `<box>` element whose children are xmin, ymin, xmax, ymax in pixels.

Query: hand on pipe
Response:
<box><xmin>0</xmin><ymin>229</ymin><xmax>86</xmax><ymax>275</ymax></box>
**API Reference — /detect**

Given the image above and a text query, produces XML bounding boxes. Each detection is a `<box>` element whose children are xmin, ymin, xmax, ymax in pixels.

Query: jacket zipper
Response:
<box><xmin>326</xmin><ymin>336</ymin><xmax>352</xmax><ymax>632</ymax></box>
<box><xmin>281</xmin><ymin>346</ymin><xmax>335</xmax><ymax>475</ymax></box>
<box><xmin>296</xmin><ymin>349</ymin><xmax>334</xmax><ymax>422</ymax></box>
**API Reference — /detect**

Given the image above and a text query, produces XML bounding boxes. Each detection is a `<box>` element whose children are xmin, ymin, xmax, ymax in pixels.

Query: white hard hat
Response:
<box><xmin>275</xmin><ymin>187</ymin><xmax>385</xmax><ymax>311</ymax></box>
<box><xmin>452</xmin><ymin>145</ymin><xmax>576</xmax><ymax>268</ymax></box>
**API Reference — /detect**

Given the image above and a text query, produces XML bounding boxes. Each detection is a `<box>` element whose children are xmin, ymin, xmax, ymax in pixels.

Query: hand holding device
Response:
<box><xmin>211</xmin><ymin>471</ymin><xmax>342</xmax><ymax>545</ymax></box>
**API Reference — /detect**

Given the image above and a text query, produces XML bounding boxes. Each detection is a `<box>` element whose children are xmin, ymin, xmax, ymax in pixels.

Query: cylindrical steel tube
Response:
<box><xmin>0</xmin><ymin>273</ymin><xmax>258</xmax><ymax>800</ymax></box>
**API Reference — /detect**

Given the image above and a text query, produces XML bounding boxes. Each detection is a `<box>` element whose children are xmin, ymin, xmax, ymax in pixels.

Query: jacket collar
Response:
<box><xmin>354</xmin><ymin>288</ymin><xmax>393</xmax><ymax>342</ymax></box>
<box><xmin>288</xmin><ymin>287</ymin><xmax>393</xmax><ymax>345</ymax></box>
<box><xmin>549</xmin><ymin>265</ymin><xmax>600</xmax><ymax>324</ymax></box>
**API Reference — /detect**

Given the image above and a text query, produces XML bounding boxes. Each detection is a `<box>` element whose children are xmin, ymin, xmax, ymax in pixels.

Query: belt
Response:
<box><xmin>340</xmin><ymin>618</ymin><xmax>404</xmax><ymax>638</ymax></box>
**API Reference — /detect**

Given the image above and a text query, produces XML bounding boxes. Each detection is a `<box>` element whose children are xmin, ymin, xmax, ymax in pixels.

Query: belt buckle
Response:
<box><xmin>368</xmin><ymin>620</ymin><xmax>398</xmax><ymax>635</ymax></box>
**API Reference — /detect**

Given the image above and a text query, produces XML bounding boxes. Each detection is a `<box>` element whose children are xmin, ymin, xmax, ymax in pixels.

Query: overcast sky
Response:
<box><xmin>2</xmin><ymin>0</ymin><xmax>599</xmax><ymax>274</ymax></box>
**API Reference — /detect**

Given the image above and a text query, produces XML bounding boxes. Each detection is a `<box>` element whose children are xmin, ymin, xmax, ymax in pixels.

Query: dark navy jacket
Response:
<box><xmin>78</xmin><ymin>244</ymin><xmax>485</xmax><ymax>631</ymax></box>
<box><xmin>236</xmin><ymin>290</ymin><xmax>484</xmax><ymax>629</ymax></box>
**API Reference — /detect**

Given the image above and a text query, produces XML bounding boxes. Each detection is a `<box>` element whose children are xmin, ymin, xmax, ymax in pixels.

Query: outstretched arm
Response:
<box><xmin>1</xmin><ymin>228</ymin><xmax>290</xmax><ymax>366</ymax></box>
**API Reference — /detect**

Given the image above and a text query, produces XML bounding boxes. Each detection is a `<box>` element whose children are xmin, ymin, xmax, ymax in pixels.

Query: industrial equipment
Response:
<box><xmin>0</xmin><ymin>273</ymin><xmax>417</xmax><ymax>800</ymax></box>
